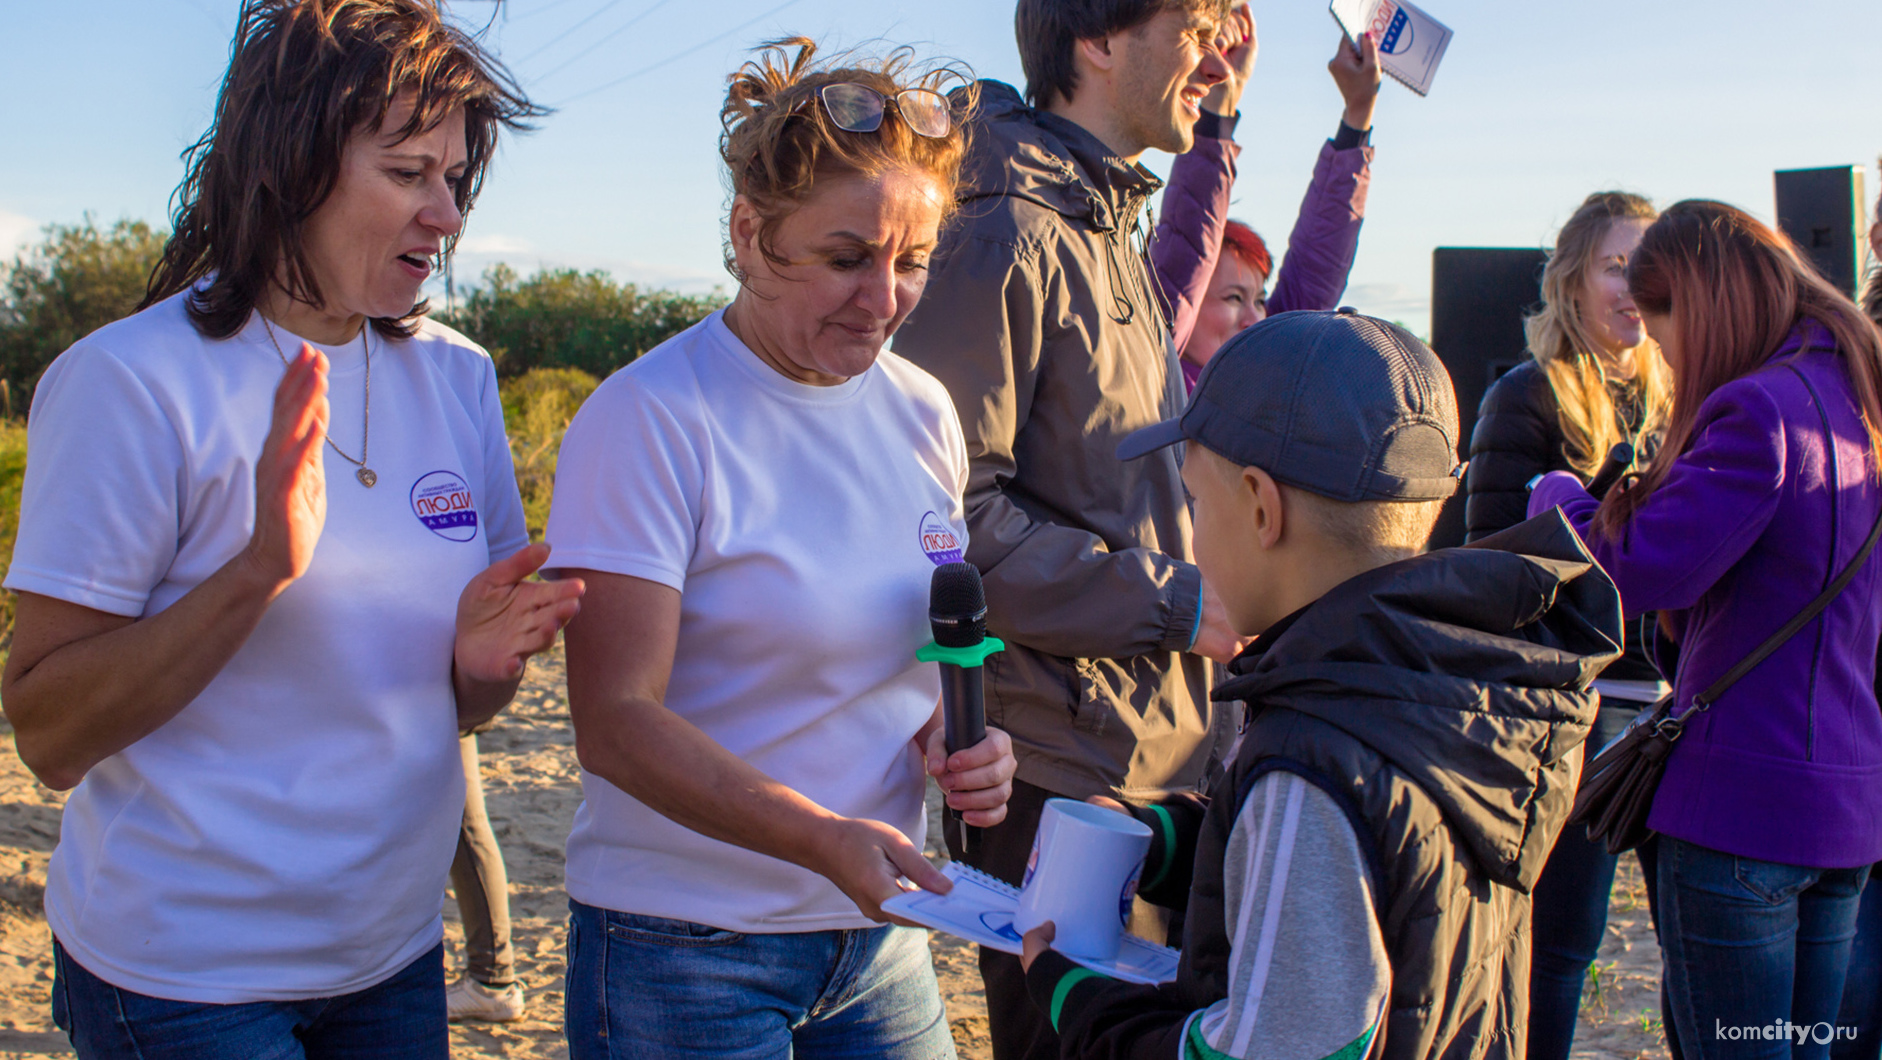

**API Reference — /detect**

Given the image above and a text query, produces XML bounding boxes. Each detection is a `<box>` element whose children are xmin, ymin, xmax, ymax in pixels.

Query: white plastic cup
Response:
<box><xmin>1013</xmin><ymin>798</ymin><xmax>1153</xmax><ymax>960</ymax></box>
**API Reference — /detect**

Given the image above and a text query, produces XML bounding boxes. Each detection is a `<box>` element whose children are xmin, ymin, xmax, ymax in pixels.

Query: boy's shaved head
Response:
<box><xmin>1196</xmin><ymin>444</ymin><xmax>1442</xmax><ymax>565</ymax></box>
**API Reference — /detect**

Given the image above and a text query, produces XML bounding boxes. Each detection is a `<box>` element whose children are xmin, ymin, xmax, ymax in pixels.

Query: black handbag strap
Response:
<box><xmin>1690</xmin><ymin>362</ymin><xmax>1882</xmax><ymax>709</ymax></box>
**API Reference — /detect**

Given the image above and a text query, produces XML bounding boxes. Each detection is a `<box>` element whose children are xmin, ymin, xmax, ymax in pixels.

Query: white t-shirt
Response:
<box><xmin>545</xmin><ymin>310</ymin><xmax>969</xmax><ymax>933</ymax></box>
<box><xmin>6</xmin><ymin>291</ymin><xmax>527</xmax><ymax>1003</ymax></box>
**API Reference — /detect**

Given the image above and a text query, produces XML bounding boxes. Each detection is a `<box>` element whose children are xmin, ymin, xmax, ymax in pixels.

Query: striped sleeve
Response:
<box><xmin>1183</xmin><ymin>772</ymin><xmax>1389</xmax><ymax>1060</ymax></box>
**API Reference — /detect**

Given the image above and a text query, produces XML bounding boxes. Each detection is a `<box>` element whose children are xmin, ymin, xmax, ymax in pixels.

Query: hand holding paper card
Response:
<box><xmin>1330</xmin><ymin>0</ymin><xmax>1453</xmax><ymax>97</ymax></box>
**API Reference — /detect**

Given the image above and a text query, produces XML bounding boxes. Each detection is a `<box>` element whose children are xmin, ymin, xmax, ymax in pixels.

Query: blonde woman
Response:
<box><xmin>1462</xmin><ymin>190</ymin><xmax>1673</xmax><ymax>1060</ymax></box>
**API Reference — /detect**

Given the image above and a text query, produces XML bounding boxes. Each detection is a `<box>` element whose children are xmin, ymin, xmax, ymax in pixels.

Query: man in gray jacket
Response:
<box><xmin>893</xmin><ymin>1</ymin><xmax>1252</xmax><ymax>1057</ymax></box>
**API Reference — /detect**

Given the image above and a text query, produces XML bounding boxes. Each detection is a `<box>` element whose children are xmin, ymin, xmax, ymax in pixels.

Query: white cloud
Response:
<box><xmin>452</xmin><ymin>233</ymin><xmax>534</xmax><ymax>256</ymax></box>
<box><xmin>1341</xmin><ymin>282</ymin><xmax>1431</xmax><ymax>337</ymax></box>
<box><xmin>0</xmin><ymin>210</ymin><xmax>40</xmax><ymax>258</ymax></box>
<box><xmin>428</xmin><ymin>246</ymin><xmax>728</xmax><ymax>303</ymax></box>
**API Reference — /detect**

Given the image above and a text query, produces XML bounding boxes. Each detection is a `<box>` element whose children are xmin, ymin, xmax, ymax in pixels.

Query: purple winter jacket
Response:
<box><xmin>1148</xmin><ymin>115</ymin><xmax>1373</xmax><ymax>391</ymax></box>
<box><xmin>1529</xmin><ymin>322</ymin><xmax>1882</xmax><ymax>868</ymax></box>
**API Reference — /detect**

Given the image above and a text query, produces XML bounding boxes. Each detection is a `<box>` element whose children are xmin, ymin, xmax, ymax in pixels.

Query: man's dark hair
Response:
<box><xmin>1015</xmin><ymin>0</ymin><xmax>1228</xmax><ymax>110</ymax></box>
<box><xmin>142</xmin><ymin>0</ymin><xmax>545</xmax><ymax>340</ymax></box>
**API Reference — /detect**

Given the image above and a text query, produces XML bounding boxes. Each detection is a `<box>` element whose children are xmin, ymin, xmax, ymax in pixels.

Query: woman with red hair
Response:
<box><xmin>1529</xmin><ymin>200</ymin><xmax>1882</xmax><ymax>1055</ymax></box>
<box><xmin>1150</xmin><ymin>31</ymin><xmax>1382</xmax><ymax>390</ymax></box>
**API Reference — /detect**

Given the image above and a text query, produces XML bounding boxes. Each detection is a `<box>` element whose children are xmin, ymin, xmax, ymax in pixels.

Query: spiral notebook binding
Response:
<box><xmin>946</xmin><ymin>861</ymin><xmax>1021</xmax><ymax>899</ymax></box>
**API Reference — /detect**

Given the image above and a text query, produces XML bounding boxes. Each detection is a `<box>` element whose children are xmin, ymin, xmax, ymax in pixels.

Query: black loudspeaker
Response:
<box><xmin>1426</xmin><ymin>247</ymin><xmax>1548</xmax><ymax>550</ymax></box>
<box><xmin>1775</xmin><ymin>166</ymin><xmax>1870</xmax><ymax>299</ymax></box>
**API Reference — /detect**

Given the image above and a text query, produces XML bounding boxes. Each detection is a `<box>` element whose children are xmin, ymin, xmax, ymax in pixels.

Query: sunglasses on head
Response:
<box><xmin>811</xmin><ymin>82</ymin><xmax>952</xmax><ymax>139</ymax></box>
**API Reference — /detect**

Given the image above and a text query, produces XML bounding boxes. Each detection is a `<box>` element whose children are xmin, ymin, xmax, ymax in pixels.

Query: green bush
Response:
<box><xmin>499</xmin><ymin>367</ymin><xmax>601</xmax><ymax>541</ymax></box>
<box><xmin>0</xmin><ymin>419</ymin><xmax>27</xmax><ymax>662</ymax></box>
<box><xmin>0</xmin><ymin>218</ymin><xmax>167</xmax><ymax>410</ymax></box>
<box><xmin>440</xmin><ymin>263</ymin><xmax>725</xmax><ymax>380</ymax></box>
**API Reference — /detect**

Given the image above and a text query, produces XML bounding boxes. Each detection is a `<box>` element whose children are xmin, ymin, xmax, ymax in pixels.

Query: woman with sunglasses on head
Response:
<box><xmin>546</xmin><ymin>39</ymin><xmax>1015</xmax><ymax>1059</ymax></box>
<box><xmin>1528</xmin><ymin>200</ymin><xmax>1882</xmax><ymax>1059</ymax></box>
<box><xmin>0</xmin><ymin>2</ymin><xmax>580</xmax><ymax>1057</ymax></box>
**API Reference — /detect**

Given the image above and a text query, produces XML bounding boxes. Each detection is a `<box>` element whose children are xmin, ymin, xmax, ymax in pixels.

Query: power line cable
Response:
<box><xmin>514</xmin><ymin>0</ymin><xmax>631</xmax><ymax>65</ymax></box>
<box><xmin>554</xmin><ymin>0</ymin><xmax>807</xmax><ymax>106</ymax></box>
<box><xmin>529</xmin><ymin>0</ymin><xmax>679</xmax><ymax>85</ymax></box>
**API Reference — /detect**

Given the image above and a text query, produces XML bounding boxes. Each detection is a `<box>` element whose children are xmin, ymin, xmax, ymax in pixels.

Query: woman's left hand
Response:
<box><xmin>926</xmin><ymin>726</ymin><xmax>1018</xmax><ymax>826</ymax></box>
<box><xmin>455</xmin><ymin>542</ymin><xmax>586</xmax><ymax>684</ymax></box>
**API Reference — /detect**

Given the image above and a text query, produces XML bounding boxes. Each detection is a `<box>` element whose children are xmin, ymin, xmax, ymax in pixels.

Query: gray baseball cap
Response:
<box><xmin>1119</xmin><ymin>308</ymin><xmax>1463</xmax><ymax>501</ymax></box>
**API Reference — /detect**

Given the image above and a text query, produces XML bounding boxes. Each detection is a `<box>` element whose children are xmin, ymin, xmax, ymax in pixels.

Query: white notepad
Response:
<box><xmin>1330</xmin><ymin>0</ymin><xmax>1454</xmax><ymax>97</ymax></box>
<box><xmin>883</xmin><ymin>863</ymin><xmax>1181</xmax><ymax>985</ymax></box>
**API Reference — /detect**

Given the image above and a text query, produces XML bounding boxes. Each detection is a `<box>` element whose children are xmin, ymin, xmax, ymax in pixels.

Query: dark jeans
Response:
<box><xmin>1833</xmin><ymin>868</ymin><xmax>1882</xmax><ymax>1060</ymax></box>
<box><xmin>51</xmin><ymin>939</ymin><xmax>447</xmax><ymax>1060</ymax></box>
<box><xmin>948</xmin><ymin>778</ymin><xmax>1168</xmax><ymax>1060</ymax></box>
<box><xmin>1655</xmin><ymin>836</ymin><xmax>1868</xmax><ymax>1060</ymax></box>
<box><xmin>1529</xmin><ymin>704</ymin><xmax>1640</xmax><ymax>1060</ymax></box>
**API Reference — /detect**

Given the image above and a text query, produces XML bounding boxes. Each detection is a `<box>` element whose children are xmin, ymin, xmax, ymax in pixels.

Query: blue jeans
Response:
<box><xmin>1529</xmin><ymin>704</ymin><xmax>1639</xmax><ymax>1060</ymax></box>
<box><xmin>1833</xmin><ymin>868</ymin><xmax>1882</xmax><ymax>1060</ymax></box>
<box><xmin>51</xmin><ymin>939</ymin><xmax>447</xmax><ymax>1060</ymax></box>
<box><xmin>563</xmin><ymin>899</ymin><xmax>955</xmax><ymax>1060</ymax></box>
<box><xmin>1656</xmin><ymin>837</ymin><xmax>1869</xmax><ymax>1060</ymax></box>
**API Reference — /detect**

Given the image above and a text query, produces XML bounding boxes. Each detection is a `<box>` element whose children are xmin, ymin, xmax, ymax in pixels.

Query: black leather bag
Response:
<box><xmin>1571</xmin><ymin>502</ymin><xmax>1882</xmax><ymax>855</ymax></box>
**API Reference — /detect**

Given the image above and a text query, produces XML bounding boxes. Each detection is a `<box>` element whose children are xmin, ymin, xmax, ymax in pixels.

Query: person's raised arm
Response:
<box><xmin>896</xmin><ymin>239</ymin><xmax>1243</xmax><ymax>663</ymax></box>
<box><xmin>1150</xmin><ymin>2</ymin><xmax>1256</xmax><ymax>351</ymax></box>
<box><xmin>562</xmin><ymin>570</ymin><xmax>951</xmax><ymax>922</ymax></box>
<box><xmin>1263</xmin><ymin>33</ymin><xmax>1380</xmax><ymax>319</ymax></box>
<box><xmin>4</xmin><ymin>345</ymin><xmax>331</xmax><ymax>791</ymax></box>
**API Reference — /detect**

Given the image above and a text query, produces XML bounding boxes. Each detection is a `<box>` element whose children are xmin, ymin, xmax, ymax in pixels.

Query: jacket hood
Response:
<box><xmin>953</xmin><ymin>80</ymin><xmax>1161</xmax><ymax>233</ymax></box>
<box><xmin>1215</xmin><ymin>510</ymin><xmax>1623</xmax><ymax>890</ymax></box>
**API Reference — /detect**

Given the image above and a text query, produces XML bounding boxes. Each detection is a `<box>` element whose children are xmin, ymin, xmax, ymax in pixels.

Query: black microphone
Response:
<box><xmin>1587</xmin><ymin>441</ymin><xmax>1636</xmax><ymax>499</ymax></box>
<box><xmin>918</xmin><ymin>561</ymin><xmax>1004</xmax><ymax>857</ymax></box>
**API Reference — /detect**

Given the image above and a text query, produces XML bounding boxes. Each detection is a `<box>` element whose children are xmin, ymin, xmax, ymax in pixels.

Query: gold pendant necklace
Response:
<box><xmin>261</xmin><ymin>315</ymin><xmax>376</xmax><ymax>487</ymax></box>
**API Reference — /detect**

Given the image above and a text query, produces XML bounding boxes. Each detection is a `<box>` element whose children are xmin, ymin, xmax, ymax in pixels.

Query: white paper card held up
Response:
<box><xmin>1330</xmin><ymin>0</ymin><xmax>1453</xmax><ymax>97</ymax></box>
<box><xmin>881</xmin><ymin>863</ymin><xmax>1180</xmax><ymax>985</ymax></box>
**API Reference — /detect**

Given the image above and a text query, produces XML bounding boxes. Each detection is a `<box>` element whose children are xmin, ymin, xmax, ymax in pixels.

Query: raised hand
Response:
<box><xmin>454</xmin><ymin>542</ymin><xmax>586</xmax><ymax>684</ymax></box>
<box><xmin>1202</xmin><ymin>2</ymin><xmax>1257</xmax><ymax>117</ymax></box>
<box><xmin>1330</xmin><ymin>31</ymin><xmax>1382</xmax><ymax>132</ymax></box>
<box><xmin>241</xmin><ymin>342</ymin><xmax>329</xmax><ymax>591</ymax></box>
<box><xmin>926</xmin><ymin>725</ymin><xmax>1018</xmax><ymax>827</ymax></box>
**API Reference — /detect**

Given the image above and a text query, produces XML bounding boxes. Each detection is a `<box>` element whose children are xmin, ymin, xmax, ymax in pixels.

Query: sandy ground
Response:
<box><xmin>0</xmin><ymin>647</ymin><xmax>1670</xmax><ymax>1060</ymax></box>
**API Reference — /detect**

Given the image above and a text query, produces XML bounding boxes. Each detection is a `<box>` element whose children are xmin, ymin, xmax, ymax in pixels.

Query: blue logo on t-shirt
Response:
<box><xmin>410</xmin><ymin>470</ymin><xmax>479</xmax><ymax>542</ymax></box>
<box><xmin>919</xmin><ymin>511</ymin><xmax>964</xmax><ymax>565</ymax></box>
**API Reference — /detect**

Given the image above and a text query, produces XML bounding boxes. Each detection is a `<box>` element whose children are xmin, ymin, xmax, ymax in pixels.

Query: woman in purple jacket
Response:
<box><xmin>1529</xmin><ymin>200</ymin><xmax>1882</xmax><ymax>1058</ymax></box>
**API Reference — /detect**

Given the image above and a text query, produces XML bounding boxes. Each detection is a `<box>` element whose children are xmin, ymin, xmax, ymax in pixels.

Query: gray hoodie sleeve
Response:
<box><xmin>894</xmin><ymin>231</ymin><xmax>1202</xmax><ymax>659</ymax></box>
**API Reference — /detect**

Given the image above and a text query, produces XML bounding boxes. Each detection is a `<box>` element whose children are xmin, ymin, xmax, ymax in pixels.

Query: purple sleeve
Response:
<box><xmin>1525</xmin><ymin>384</ymin><xmax>1787</xmax><ymax>617</ymax></box>
<box><xmin>1264</xmin><ymin>139</ymin><xmax>1372</xmax><ymax>316</ymax></box>
<box><xmin>1150</xmin><ymin>120</ymin><xmax>1240</xmax><ymax>354</ymax></box>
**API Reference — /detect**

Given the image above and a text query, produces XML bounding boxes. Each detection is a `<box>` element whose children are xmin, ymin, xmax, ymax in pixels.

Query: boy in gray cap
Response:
<box><xmin>1018</xmin><ymin>309</ymin><xmax>1622</xmax><ymax>1060</ymax></box>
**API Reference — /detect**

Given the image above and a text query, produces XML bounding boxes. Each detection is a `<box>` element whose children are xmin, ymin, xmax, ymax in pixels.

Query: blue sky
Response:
<box><xmin>2</xmin><ymin>0</ymin><xmax>1874</xmax><ymax>334</ymax></box>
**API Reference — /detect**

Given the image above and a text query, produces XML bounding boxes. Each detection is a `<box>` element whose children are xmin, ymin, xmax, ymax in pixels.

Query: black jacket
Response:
<box><xmin>1464</xmin><ymin>359</ymin><xmax>1663</xmax><ymax>684</ymax></box>
<box><xmin>1027</xmin><ymin>513</ymin><xmax>1623</xmax><ymax>1060</ymax></box>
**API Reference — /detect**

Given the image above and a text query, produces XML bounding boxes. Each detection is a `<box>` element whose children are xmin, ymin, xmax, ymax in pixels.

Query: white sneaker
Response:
<box><xmin>446</xmin><ymin>977</ymin><xmax>525</xmax><ymax>1023</ymax></box>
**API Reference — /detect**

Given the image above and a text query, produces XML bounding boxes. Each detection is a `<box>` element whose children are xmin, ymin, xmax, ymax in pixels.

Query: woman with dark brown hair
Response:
<box><xmin>0</xmin><ymin>2</ymin><xmax>578</xmax><ymax>1056</ymax></box>
<box><xmin>1529</xmin><ymin>200</ymin><xmax>1882</xmax><ymax>1058</ymax></box>
<box><xmin>546</xmin><ymin>38</ymin><xmax>1014</xmax><ymax>1060</ymax></box>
